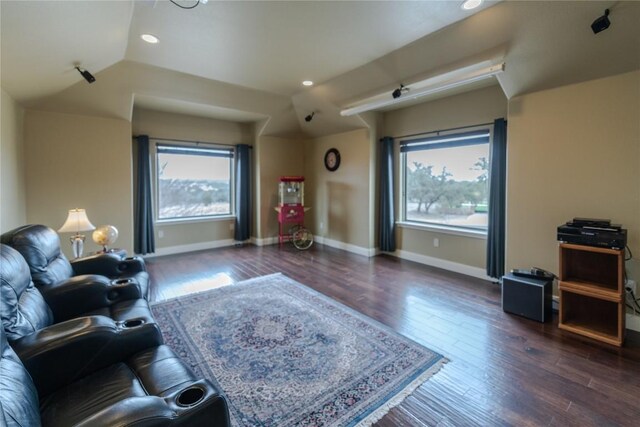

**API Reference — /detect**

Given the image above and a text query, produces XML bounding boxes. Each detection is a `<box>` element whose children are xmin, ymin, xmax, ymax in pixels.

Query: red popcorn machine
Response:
<box><xmin>276</xmin><ymin>176</ymin><xmax>313</xmax><ymax>249</ymax></box>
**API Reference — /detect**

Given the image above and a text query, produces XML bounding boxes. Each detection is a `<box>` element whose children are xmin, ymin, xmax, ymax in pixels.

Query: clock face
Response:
<box><xmin>324</xmin><ymin>148</ymin><xmax>341</xmax><ymax>171</ymax></box>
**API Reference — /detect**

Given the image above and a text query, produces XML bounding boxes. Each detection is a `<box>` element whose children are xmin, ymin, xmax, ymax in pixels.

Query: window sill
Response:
<box><xmin>156</xmin><ymin>215</ymin><xmax>235</xmax><ymax>226</ymax></box>
<box><xmin>396</xmin><ymin>221</ymin><xmax>487</xmax><ymax>239</ymax></box>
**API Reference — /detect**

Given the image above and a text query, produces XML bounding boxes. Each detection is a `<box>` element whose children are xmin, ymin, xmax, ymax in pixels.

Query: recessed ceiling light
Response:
<box><xmin>302</xmin><ymin>80</ymin><xmax>314</xmax><ymax>87</ymax></box>
<box><xmin>141</xmin><ymin>34</ymin><xmax>159</xmax><ymax>44</ymax></box>
<box><xmin>462</xmin><ymin>0</ymin><xmax>482</xmax><ymax>10</ymax></box>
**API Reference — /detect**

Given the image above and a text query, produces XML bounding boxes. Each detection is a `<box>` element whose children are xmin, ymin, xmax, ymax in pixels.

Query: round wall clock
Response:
<box><xmin>324</xmin><ymin>148</ymin><xmax>341</xmax><ymax>172</ymax></box>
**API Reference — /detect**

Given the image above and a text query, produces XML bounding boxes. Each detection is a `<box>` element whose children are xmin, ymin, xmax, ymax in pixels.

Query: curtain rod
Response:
<box><xmin>393</xmin><ymin>121</ymin><xmax>496</xmax><ymax>141</ymax></box>
<box><xmin>133</xmin><ymin>135</ymin><xmax>252</xmax><ymax>149</ymax></box>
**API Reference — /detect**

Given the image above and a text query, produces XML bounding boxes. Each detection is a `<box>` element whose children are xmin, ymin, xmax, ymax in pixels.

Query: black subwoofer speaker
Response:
<box><xmin>502</xmin><ymin>273</ymin><xmax>553</xmax><ymax>323</ymax></box>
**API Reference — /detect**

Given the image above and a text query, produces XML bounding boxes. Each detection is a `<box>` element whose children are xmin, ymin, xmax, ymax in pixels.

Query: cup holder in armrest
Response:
<box><xmin>113</xmin><ymin>278</ymin><xmax>133</xmax><ymax>285</ymax></box>
<box><xmin>122</xmin><ymin>318</ymin><xmax>145</xmax><ymax>328</ymax></box>
<box><xmin>124</xmin><ymin>257</ymin><xmax>136</xmax><ymax>261</ymax></box>
<box><xmin>176</xmin><ymin>386</ymin><xmax>206</xmax><ymax>407</ymax></box>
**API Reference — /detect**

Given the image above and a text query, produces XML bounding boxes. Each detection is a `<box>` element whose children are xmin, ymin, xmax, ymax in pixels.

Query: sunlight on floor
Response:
<box><xmin>180</xmin><ymin>273</ymin><xmax>234</xmax><ymax>294</ymax></box>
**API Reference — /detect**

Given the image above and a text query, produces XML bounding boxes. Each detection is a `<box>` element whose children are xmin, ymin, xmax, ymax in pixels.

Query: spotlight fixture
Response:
<box><xmin>341</xmin><ymin>62</ymin><xmax>505</xmax><ymax>116</ymax></box>
<box><xmin>302</xmin><ymin>80</ymin><xmax>314</xmax><ymax>87</ymax></box>
<box><xmin>75</xmin><ymin>66</ymin><xmax>96</xmax><ymax>84</ymax></box>
<box><xmin>392</xmin><ymin>84</ymin><xmax>407</xmax><ymax>99</ymax></box>
<box><xmin>591</xmin><ymin>9</ymin><xmax>611</xmax><ymax>34</ymax></box>
<box><xmin>305</xmin><ymin>112</ymin><xmax>315</xmax><ymax>122</ymax></box>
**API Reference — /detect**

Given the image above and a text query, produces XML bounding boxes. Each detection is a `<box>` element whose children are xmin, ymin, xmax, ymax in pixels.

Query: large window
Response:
<box><xmin>156</xmin><ymin>144</ymin><xmax>233</xmax><ymax>221</ymax></box>
<box><xmin>401</xmin><ymin>129</ymin><xmax>491</xmax><ymax>232</ymax></box>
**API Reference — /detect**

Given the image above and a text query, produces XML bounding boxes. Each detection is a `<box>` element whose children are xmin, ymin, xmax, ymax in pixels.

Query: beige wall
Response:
<box><xmin>506</xmin><ymin>70</ymin><xmax>640</xmax><ymax>280</ymax></box>
<box><xmin>1</xmin><ymin>89</ymin><xmax>26</xmax><ymax>232</ymax></box>
<box><xmin>305</xmin><ymin>129</ymin><xmax>372</xmax><ymax>249</ymax></box>
<box><xmin>132</xmin><ymin>108</ymin><xmax>253</xmax><ymax>249</ymax></box>
<box><xmin>24</xmin><ymin>110</ymin><xmax>134</xmax><ymax>258</ymax></box>
<box><xmin>256</xmin><ymin>135</ymin><xmax>305</xmax><ymax>239</ymax></box>
<box><xmin>383</xmin><ymin>84</ymin><xmax>508</xmax><ymax>269</ymax></box>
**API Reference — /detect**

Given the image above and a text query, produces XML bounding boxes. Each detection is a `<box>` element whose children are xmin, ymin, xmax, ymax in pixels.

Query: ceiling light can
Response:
<box><xmin>302</xmin><ymin>80</ymin><xmax>314</xmax><ymax>87</ymax></box>
<box><xmin>141</xmin><ymin>34</ymin><xmax>159</xmax><ymax>44</ymax></box>
<box><xmin>462</xmin><ymin>0</ymin><xmax>482</xmax><ymax>10</ymax></box>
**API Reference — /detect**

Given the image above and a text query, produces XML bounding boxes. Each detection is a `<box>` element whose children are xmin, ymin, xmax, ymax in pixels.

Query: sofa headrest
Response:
<box><xmin>1</xmin><ymin>224</ymin><xmax>73</xmax><ymax>287</ymax></box>
<box><xmin>0</xmin><ymin>244</ymin><xmax>53</xmax><ymax>341</ymax></box>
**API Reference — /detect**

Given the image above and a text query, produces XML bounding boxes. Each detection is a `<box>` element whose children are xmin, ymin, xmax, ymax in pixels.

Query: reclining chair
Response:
<box><xmin>0</xmin><ymin>324</ymin><xmax>230</xmax><ymax>426</ymax></box>
<box><xmin>0</xmin><ymin>244</ymin><xmax>230</xmax><ymax>426</ymax></box>
<box><xmin>1</xmin><ymin>224</ymin><xmax>150</xmax><ymax>299</ymax></box>
<box><xmin>0</xmin><ymin>243</ymin><xmax>160</xmax><ymax>354</ymax></box>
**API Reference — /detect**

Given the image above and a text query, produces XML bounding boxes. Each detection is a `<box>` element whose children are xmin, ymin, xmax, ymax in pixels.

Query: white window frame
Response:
<box><xmin>397</xmin><ymin>125</ymin><xmax>493</xmax><ymax>238</ymax></box>
<box><xmin>152</xmin><ymin>140</ymin><xmax>235</xmax><ymax>224</ymax></box>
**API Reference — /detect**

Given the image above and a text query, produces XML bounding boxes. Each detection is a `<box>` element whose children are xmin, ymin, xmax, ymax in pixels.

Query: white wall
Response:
<box><xmin>24</xmin><ymin>110</ymin><xmax>134</xmax><ymax>257</ymax></box>
<box><xmin>305</xmin><ymin>129</ymin><xmax>373</xmax><ymax>251</ymax></box>
<box><xmin>506</xmin><ymin>70</ymin><xmax>640</xmax><ymax>280</ymax></box>
<box><xmin>132</xmin><ymin>108</ymin><xmax>252</xmax><ymax>252</ymax></box>
<box><xmin>1</xmin><ymin>89</ymin><xmax>26</xmax><ymax>231</ymax></box>
<box><xmin>383</xmin><ymin>84</ymin><xmax>508</xmax><ymax>270</ymax></box>
<box><xmin>255</xmin><ymin>135</ymin><xmax>305</xmax><ymax>241</ymax></box>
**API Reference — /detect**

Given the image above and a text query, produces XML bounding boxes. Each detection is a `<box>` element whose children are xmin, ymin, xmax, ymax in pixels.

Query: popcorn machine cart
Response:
<box><xmin>275</xmin><ymin>176</ymin><xmax>313</xmax><ymax>250</ymax></box>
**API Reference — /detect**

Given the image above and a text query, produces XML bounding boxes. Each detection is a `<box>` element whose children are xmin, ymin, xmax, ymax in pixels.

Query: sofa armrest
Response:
<box><xmin>165</xmin><ymin>379</ymin><xmax>231</xmax><ymax>427</ymax></box>
<box><xmin>71</xmin><ymin>380</ymin><xmax>230</xmax><ymax>427</ymax></box>
<box><xmin>72</xmin><ymin>397</ymin><xmax>178</xmax><ymax>427</ymax></box>
<box><xmin>71</xmin><ymin>253</ymin><xmax>146</xmax><ymax>277</ymax></box>
<box><xmin>38</xmin><ymin>275</ymin><xmax>144</xmax><ymax>321</ymax></box>
<box><xmin>12</xmin><ymin>316</ymin><xmax>163</xmax><ymax>396</ymax></box>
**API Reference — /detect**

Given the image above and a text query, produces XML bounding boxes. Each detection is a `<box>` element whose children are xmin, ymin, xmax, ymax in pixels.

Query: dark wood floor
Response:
<box><xmin>146</xmin><ymin>243</ymin><xmax>640</xmax><ymax>427</ymax></box>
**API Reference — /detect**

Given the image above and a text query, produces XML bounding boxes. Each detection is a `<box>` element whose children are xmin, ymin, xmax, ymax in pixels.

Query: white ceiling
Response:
<box><xmin>1</xmin><ymin>0</ymin><xmax>495</xmax><ymax>102</ymax></box>
<box><xmin>1</xmin><ymin>1</ymin><xmax>639</xmax><ymax>137</ymax></box>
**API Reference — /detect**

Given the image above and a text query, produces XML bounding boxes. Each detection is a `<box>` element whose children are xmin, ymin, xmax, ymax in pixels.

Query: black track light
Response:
<box><xmin>591</xmin><ymin>9</ymin><xmax>610</xmax><ymax>34</ymax></box>
<box><xmin>392</xmin><ymin>84</ymin><xmax>406</xmax><ymax>99</ymax></box>
<box><xmin>305</xmin><ymin>112</ymin><xmax>315</xmax><ymax>122</ymax></box>
<box><xmin>75</xmin><ymin>66</ymin><xmax>96</xmax><ymax>84</ymax></box>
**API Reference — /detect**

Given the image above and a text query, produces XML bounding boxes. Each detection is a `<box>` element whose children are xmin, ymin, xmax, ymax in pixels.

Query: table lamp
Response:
<box><xmin>58</xmin><ymin>208</ymin><xmax>96</xmax><ymax>258</ymax></box>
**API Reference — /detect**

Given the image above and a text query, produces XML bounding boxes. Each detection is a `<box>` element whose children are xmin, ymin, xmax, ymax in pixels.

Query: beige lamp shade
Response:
<box><xmin>58</xmin><ymin>209</ymin><xmax>96</xmax><ymax>233</ymax></box>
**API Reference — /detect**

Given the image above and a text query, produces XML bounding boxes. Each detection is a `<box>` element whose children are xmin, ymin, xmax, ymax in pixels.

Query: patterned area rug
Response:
<box><xmin>151</xmin><ymin>273</ymin><xmax>447</xmax><ymax>426</ymax></box>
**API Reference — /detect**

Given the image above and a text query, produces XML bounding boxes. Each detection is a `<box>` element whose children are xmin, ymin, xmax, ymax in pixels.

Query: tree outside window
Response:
<box><xmin>403</xmin><ymin>131</ymin><xmax>490</xmax><ymax>231</ymax></box>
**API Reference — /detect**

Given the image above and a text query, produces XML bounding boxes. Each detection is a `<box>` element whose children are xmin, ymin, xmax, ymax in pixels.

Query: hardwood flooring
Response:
<box><xmin>146</xmin><ymin>243</ymin><xmax>640</xmax><ymax>426</ymax></box>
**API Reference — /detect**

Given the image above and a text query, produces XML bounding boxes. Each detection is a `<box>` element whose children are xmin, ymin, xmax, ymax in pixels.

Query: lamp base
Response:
<box><xmin>70</xmin><ymin>234</ymin><xmax>86</xmax><ymax>258</ymax></box>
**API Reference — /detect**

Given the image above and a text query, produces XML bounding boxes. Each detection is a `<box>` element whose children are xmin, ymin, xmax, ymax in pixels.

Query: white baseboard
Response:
<box><xmin>626</xmin><ymin>313</ymin><xmax>640</xmax><ymax>333</ymax></box>
<box><xmin>314</xmin><ymin>236</ymin><xmax>376</xmax><ymax>257</ymax></box>
<box><xmin>391</xmin><ymin>249</ymin><xmax>492</xmax><ymax>282</ymax></box>
<box><xmin>143</xmin><ymin>239</ymin><xmax>236</xmax><ymax>258</ymax></box>
<box><xmin>251</xmin><ymin>236</ymin><xmax>279</xmax><ymax>246</ymax></box>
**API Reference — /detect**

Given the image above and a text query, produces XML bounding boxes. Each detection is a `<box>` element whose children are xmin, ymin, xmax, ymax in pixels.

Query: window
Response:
<box><xmin>155</xmin><ymin>144</ymin><xmax>233</xmax><ymax>221</ymax></box>
<box><xmin>401</xmin><ymin>129</ymin><xmax>491</xmax><ymax>232</ymax></box>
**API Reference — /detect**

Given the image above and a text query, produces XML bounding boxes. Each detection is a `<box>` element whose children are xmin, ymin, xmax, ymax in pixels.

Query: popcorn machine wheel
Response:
<box><xmin>276</xmin><ymin>176</ymin><xmax>313</xmax><ymax>250</ymax></box>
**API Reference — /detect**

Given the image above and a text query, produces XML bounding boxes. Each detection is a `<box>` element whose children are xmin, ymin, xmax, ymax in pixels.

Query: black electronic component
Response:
<box><xmin>502</xmin><ymin>273</ymin><xmax>553</xmax><ymax>323</ymax></box>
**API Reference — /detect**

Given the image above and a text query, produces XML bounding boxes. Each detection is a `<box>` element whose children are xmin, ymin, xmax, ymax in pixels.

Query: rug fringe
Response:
<box><xmin>355</xmin><ymin>357</ymin><xmax>449</xmax><ymax>427</ymax></box>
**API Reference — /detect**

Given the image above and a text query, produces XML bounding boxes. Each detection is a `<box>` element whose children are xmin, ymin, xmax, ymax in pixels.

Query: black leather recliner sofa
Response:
<box><xmin>0</xmin><ymin>326</ymin><xmax>230</xmax><ymax>426</ymax></box>
<box><xmin>0</xmin><ymin>244</ymin><xmax>230</xmax><ymax>426</ymax></box>
<box><xmin>1</xmin><ymin>224</ymin><xmax>150</xmax><ymax>300</ymax></box>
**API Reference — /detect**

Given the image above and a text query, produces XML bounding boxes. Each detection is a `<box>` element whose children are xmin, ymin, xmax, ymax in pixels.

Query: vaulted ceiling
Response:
<box><xmin>2</xmin><ymin>1</ymin><xmax>639</xmax><ymax>138</ymax></box>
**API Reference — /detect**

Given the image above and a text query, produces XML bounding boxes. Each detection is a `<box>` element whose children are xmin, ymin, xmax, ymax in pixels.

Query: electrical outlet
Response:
<box><xmin>229</xmin><ymin>222</ymin><xmax>234</xmax><ymax>231</ymax></box>
<box><xmin>320</xmin><ymin>222</ymin><xmax>324</xmax><ymax>230</ymax></box>
<box><xmin>158</xmin><ymin>230</ymin><xmax>164</xmax><ymax>238</ymax></box>
<box><xmin>627</xmin><ymin>279</ymin><xmax>637</xmax><ymax>294</ymax></box>
<box><xmin>433</xmin><ymin>238</ymin><xmax>439</xmax><ymax>248</ymax></box>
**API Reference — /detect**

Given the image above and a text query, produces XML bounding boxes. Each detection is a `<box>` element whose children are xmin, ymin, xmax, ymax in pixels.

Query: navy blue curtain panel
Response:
<box><xmin>486</xmin><ymin>119</ymin><xmax>507</xmax><ymax>278</ymax></box>
<box><xmin>234</xmin><ymin>144</ymin><xmax>252</xmax><ymax>241</ymax></box>
<box><xmin>379</xmin><ymin>137</ymin><xmax>396</xmax><ymax>252</ymax></box>
<box><xmin>134</xmin><ymin>135</ymin><xmax>155</xmax><ymax>254</ymax></box>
